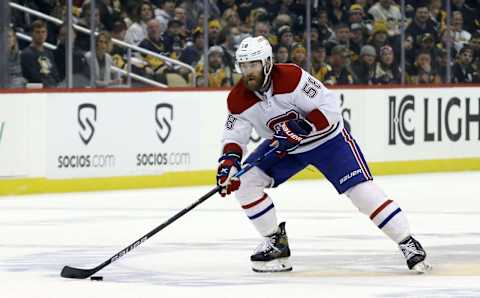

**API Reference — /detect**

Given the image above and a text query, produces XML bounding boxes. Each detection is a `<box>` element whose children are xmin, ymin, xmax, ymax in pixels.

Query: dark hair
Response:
<box><xmin>31</xmin><ymin>20</ymin><xmax>47</xmax><ymax>31</ymax></box>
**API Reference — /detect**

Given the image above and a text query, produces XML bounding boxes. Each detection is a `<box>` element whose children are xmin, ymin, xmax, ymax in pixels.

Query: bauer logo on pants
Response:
<box><xmin>78</xmin><ymin>103</ymin><xmax>97</xmax><ymax>145</ymax></box>
<box><xmin>155</xmin><ymin>103</ymin><xmax>173</xmax><ymax>143</ymax></box>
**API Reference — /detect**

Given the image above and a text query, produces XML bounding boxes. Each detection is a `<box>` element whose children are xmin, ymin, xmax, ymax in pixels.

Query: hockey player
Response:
<box><xmin>216</xmin><ymin>36</ymin><xmax>431</xmax><ymax>273</ymax></box>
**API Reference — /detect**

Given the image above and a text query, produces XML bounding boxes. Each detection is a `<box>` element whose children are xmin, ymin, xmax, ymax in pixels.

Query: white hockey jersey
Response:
<box><xmin>221</xmin><ymin>63</ymin><xmax>343</xmax><ymax>157</ymax></box>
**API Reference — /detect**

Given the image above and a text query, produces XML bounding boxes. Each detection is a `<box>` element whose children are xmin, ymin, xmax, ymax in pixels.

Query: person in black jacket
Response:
<box><xmin>21</xmin><ymin>20</ymin><xmax>60</xmax><ymax>87</ymax></box>
<box><xmin>452</xmin><ymin>46</ymin><xmax>480</xmax><ymax>83</ymax></box>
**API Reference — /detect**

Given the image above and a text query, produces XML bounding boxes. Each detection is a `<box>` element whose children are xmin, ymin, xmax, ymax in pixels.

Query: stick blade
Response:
<box><xmin>61</xmin><ymin>265</ymin><xmax>97</xmax><ymax>279</ymax></box>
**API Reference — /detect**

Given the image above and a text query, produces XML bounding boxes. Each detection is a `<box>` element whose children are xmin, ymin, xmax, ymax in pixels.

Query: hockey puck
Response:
<box><xmin>90</xmin><ymin>276</ymin><xmax>103</xmax><ymax>281</ymax></box>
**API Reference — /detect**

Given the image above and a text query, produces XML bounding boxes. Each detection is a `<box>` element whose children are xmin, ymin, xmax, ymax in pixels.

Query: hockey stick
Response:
<box><xmin>60</xmin><ymin>146</ymin><xmax>276</xmax><ymax>279</ymax></box>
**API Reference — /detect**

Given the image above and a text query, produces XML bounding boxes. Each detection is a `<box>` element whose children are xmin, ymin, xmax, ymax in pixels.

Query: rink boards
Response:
<box><xmin>0</xmin><ymin>86</ymin><xmax>479</xmax><ymax>195</ymax></box>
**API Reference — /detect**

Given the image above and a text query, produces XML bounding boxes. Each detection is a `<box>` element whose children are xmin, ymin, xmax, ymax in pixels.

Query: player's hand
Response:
<box><xmin>272</xmin><ymin>119</ymin><xmax>313</xmax><ymax>157</ymax></box>
<box><xmin>216</xmin><ymin>153</ymin><xmax>241</xmax><ymax>197</ymax></box>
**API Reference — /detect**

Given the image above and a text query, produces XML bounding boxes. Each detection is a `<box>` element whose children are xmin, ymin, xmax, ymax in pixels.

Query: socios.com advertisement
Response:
<box><xmin>45</xmin><ymin>92</ymin><xmax>225</xmax><ymax>178</ymax></box>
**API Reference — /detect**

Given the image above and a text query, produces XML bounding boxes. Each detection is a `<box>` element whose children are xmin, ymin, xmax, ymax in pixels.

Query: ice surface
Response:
<box><xmin>1</xmin><ymin>172</ymin><xmax>480</xmax><ymax>298</ymax></box>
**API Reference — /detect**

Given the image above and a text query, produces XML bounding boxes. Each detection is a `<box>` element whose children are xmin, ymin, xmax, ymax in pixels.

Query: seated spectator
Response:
<box><xmin>327</xmin><ymin>0</ymin><xmax>349</xmax><ymax>26</ymax></box>
<box><xmin>407</xmin><ymin>50</ymin><xmax>441</xmax><ymax>84</ymax></box>
<box><xmin>349</xmin><ymin>23</ymin><xmax>366</xmax><ymax>61</ymax></box>
<box><xmin>254</xmin><ymin>20</ymin><xmax>277</xmax><ymax>46</ymax></box>
<box><xmin>368</xmin><ymin>20</ymin><xmax>390</xmax><ymax>53</ymax></box>
<box><xmin>449</xmin><ymin>10</ymin><xmax>472</xmax><ymax>53</ymax></box>
<box><xmin>163</xmin><ymin>19</ymin><xmax>188</xmax><ymax>60</ymax></box>
<box><xmin>406</xmin><ymin>4</ymin><xmax>438</xmax><ymax>50</ymax></box>
<box><xmin>351</xmin><ymin>45</ymin><xmax>377</xmax><ymax>84</ymax></box>
<box><xmin>313</xmin><ymin>10</ymin><xmax>334</xmax><ymax>42</ymax></box>
<box><xmin>347</xmin><ymin>4</ymin><xmax>372</xmax><ymax>35</ymax></box>
<box><xmin>155</xmin><ymin>0</ymin><xmax>176</xmax><ymax>30</ymax></box>
<box><xmin>54</xmin><ymin>25</ymin><xmax>86</xmax><ymax>83</ymax></box>
<box><xmin>7</xmin><ymin>28</ymin><xmax>27</xmax><ymax>88</ymax></box>
<box><xmin>274</xmin><ymin>44</ymin><xmax>290</xmax><ymax>63</ymax></box>
<box><xmin>325</xmin><ymin>23</ymin><xmax>351</xmax><ymax>55</ymax></box>
<box><xmin>139</xmin><ymin>19</ymin><xmax>172</xmax><ymax>83</ymax></box>
<box><xmin>207</xmin><ymin>19</ymin><xmax>222</xmax><ymax>46</ymax></box>
<box><xmin>428</xmin><ymin>0</ymin><xmax>447</xmax><ymax>32</ymax></box>
<box><xmin>179</xmin><ymin>28</ymin><xmax>204</xmax><ymax>67</ymax></box>
<box><xmin>470</xmin><ymin>34</ymin><xmax>480</xmax><ymax>74</ymax></box>
<box><xmin>21</xmin><ymin>20</ymin><xmax>60</xmax><ymax>88</ymax></box>
<box><xmin>368</xmin><ymin>0</ymin><xmax>401</xmax><ymax>36</ymax></box>
<box><xmin>276</xmin><ymin>25</ymin><xmax>294</xmax><ymax>49</ymax></box>
<box><xmin>324</xmin><ymin>45</ymin><xmax>354</xmax><ymax>85</ymax></box>
<box><xmin>83</xmin><ymin>31</ymin><xmax>123</xmax><ymax>87</ymax></box>
<box><xmin>452</xmin><ymin>46</ymin><xmax>479</xmax><ymax>83</ymax></box>
<box><xmin>290</xmin><ymin>43</ymin><xmax>307</xmax><ymax>70</ymax></box>
<box><xmin>110</xmin><ymin>20</ymin><xmax>128</xmax><ymax>69</ymax></box>
<box><xmin>310</xmin><ymin>43</ymin><xmax>331</xmax><ymax>82</ymax></box>
<box><xmin>125</xmin><ymin>1</ymin><xmax>154</xmax><ymax>45</ymax></box>
<box><xmin>195</xmin><ymin>46</ymin><xmax>233</xmax><ymax>87</ymax></box>
<box><xmin>372</xmin><ymin>45</ymin><xmax>401</xmax><ymax>84</ymax></box>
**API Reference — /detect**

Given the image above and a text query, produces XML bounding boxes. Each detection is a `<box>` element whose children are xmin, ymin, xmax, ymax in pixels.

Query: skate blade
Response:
<box><xmin>252</xmin><ymin>257</ymin><xmax>292</xmax><ymax>273</ymax></box>
<box><xmin>412</xmin><ymin>260</ymin><xmax>433</xmax><ymax>274</ymax></box>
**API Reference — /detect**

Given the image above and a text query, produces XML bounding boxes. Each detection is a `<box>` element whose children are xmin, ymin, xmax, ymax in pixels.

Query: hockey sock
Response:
<box><xmin>240</xmin><ymin>193</ymin><xmax>278</xmax><ymax>236</ymax></box>
<box><xmin>346</xmin><ymin>181</ymin><xmax>410</xmax><ymax>243</ymax></box>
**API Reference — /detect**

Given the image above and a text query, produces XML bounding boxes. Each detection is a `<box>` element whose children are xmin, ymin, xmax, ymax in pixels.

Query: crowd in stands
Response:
<box><xmin>6</xmin><ymin>0</ymin><xmax>480</xmax><ymax>88</ymax></box>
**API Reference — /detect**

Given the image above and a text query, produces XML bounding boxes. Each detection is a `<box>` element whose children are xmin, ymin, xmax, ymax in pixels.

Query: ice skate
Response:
<box><xmin>399</xmin><ymin>235</ymin><xmax>432</xmax><ymax>273</ymax></box>
<box><xmin>251</xmin><ymin>222</ymin><xmax>292</xmax><ymax>273</ymax></box>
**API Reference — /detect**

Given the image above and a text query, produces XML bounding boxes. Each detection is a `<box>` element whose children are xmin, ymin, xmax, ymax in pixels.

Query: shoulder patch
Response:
<box><xmin>272</xmin><ymin>64</ymin><xmax>303</xmax><ymax>95</ymax></box>
<box><xmin>227</xmin><ymin>81</ymin><xmax>260</xmax><ymax>114</ymax></box>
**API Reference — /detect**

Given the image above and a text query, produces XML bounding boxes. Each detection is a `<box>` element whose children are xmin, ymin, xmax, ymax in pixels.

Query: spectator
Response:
<box><xmin>351</xmin><ymin>45</ymin><xmax>376</xmax><ymax>84</ymax></box>
<box><xmin>54</xmin><ymin>24</ymin><xmax>86</xmax><ymax>83</ymax></box>
<box><xmin>350</xmin><ymin>23</ymin><xmax>366</xmax><ymax>61</ymax></box>
<box><xmin>217</xmin><ymin>26</ymin><xmax>238</xmax><ymax>70</ymax></box>
<box><xmin>277</xmin><ymin>25</ymin><xmax>295</xmax><ymax>49</ymax></box>
<box><xmin>7</xmin><ymin>28</ymin><xmax>27</xmax><ymax>88</ymax></box>
<box><xmin>175</xmin><ymin>6</ymin><xmax>194</xmax><ymax>32</ymax></box>
<box><xmin>469</xmin><ymin>34</ymin><xmax>480</xmax><ymax>74</ymax></box>
<box><xmin>125</xmin><ymin>1</ymin><xmax>154</xmax><ymax>45</ymax></box>
<box><xmin>327</xmin><ymin>0</ymin><xmax>349</xmax><ymax>26</ymax></box>
<box><xmin>368</xmin><ymin>20</ymin><xmax>390</xmax><ymax>53</ymax></box>
<box><xmin>372</xmin><ymin>45</ymin><xmax>401</xmax><ymax>84</ymax></box>
<box><xmin>179</xmin><ymin>28</ymin><xmax>204</xmax><ymax>67</ymax></box>
<box><xmin>110</xmin><ymin>20</ymin><xmax>128</xmax><ymax>69</ymax></box>
<box><xmin>406</xmin><ymin>4</ymin><xmax>438</xmax><ymax>50</ymax></box>
<box><xmin>274</xmin><ymin>44</ymin><xmax>290</xmax><ymax>63</ymax></box>
<box><xmin>368</xmin><ymin>0</ymin><xmax>402</xmax><ymax>36</ymax></box>
<box><xmin>21</xmin><ymin>20</ymin><xmax>60</xmax><ymax>87</ymax></box>
<box><xmin>195</xmin><ymin>46</ymin><xmax>233</xmax><ymax>87</ymax></box>
<box><xmin>428</xmin><ymin>0</ymin><xmax>447</xmax><ymax>32</ymax></box>
<box><xmin>83</xmin><ymin>31</ymin><xmax>122</xmax><ymax>87</ymax></box>
<box><xmin>324</xmin><ymin>45</ymin><xmax>354</xmax><ymax>85</ymax></box>
<box><xmin>310</xmin><ymin>43</ymin><xmax>331</xmax><ymax>82</ymax></box>
<box><xmin>254</xmin><ymin>20</ymin><xmax>277</xmax><ymax>47</ymax></box>
<box><xmin>163</xmin><ymin>19</ymin><xmax>187</xmax><ymax>59</ymax></box>
<box><xmin>207</xmin><ymin>19</ymin><xmax>222</xmax><ymax>46</ymax></box>
<box><xmin>449</xmin><ymin>10</ymin><xmax>472</xmax><ymax>52</ymax></box>
<box><xmin>155</xmin><ymin>0</ymin><xmax>176</xmax><ymax>29</ymax></box>
<box><xmin>222</xmin><ymin>8</ymin><xmax>241</xmax><ymax>29</ymax></box>
<box><xmin>314</xmin><ymin>10</ymin><xmax>334</xmax><ymax>42</ymax></box>
<box><xmin>452</xmin><ymin>46</ymin><xmax>479</xmax><ymax>83</ymax></box>
<box><xmin>290</xmin><ymin>43</ymin><xmax>307</xmax><ymax>70</ymax></box>
<box><xmin>407</xmin><ymin>51</ymin><xmax>441</xmax><ymax>84</ymax></box>
<box><xmin>451</xmin><ymin>0</ymin><xmax>477</xmax><ymax>33</ymax></box>
<box><xmin>325</xmin><ymin>23</ymin><xmax>351</xmax><ymax>55</ymax></box>
<box><xmin>139</xmin><ymin>19</ymin><xmax>171</xmax><ymax>83</ymax></box>
<box><xmin>348</xmin><ymin>4</ymin><xmax>372</xmax><ymax>35</ymax></box>
<box><xmin>76</xmin><ymin>3</ymin><xmax>106</xmax><ymax>51</ymax></box>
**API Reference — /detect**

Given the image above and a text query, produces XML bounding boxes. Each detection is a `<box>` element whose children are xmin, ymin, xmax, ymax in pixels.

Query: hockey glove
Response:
<box><xmin>216</xmin><ymin>152</ymin><xmax>242</xmax><ymax>197</ymax></box>
<box><xmin>272</xmin><ymin>119</ymin><xmax>313</xmax><ymax>157</ymax></box>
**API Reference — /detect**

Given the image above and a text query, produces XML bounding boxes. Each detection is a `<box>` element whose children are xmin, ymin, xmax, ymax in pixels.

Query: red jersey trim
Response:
<box><xmin>306</xmin><ymin>109</ymin><xmax>329</xmax><ymax>131</ymax></box>
<box><xmin>272</xmin><ymin>64</ymin><xmax>302</xmax><ymax>95</ymax></box>
<box><xmin>227</xmin><ymin>81</ymin><xmax>260</xmax><ymax>114</ymax></box>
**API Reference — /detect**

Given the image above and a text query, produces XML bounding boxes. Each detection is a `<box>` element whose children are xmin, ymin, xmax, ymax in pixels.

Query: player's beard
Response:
<box><xmin>242</xmin><ymin>72</ymin><xmax>265</xmax><ymax>92</ymax></box>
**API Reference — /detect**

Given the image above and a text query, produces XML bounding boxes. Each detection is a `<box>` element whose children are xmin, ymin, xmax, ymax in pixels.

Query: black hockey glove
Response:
<box><xmin>272</xmin><ymin>119</ymin><xmax>313</xmax><ymax>157</ymax></box>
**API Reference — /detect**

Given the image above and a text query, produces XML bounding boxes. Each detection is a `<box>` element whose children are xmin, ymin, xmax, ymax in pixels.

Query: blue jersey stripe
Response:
<box><xmin>378</xmin><ymin>208</ymin><xmax>402</xmax><ymax>229</ymax></box>
<box><xmin>248</xmin><ymin>203</ymin><xmax>275</xmax><ymax>220</ymax></box>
